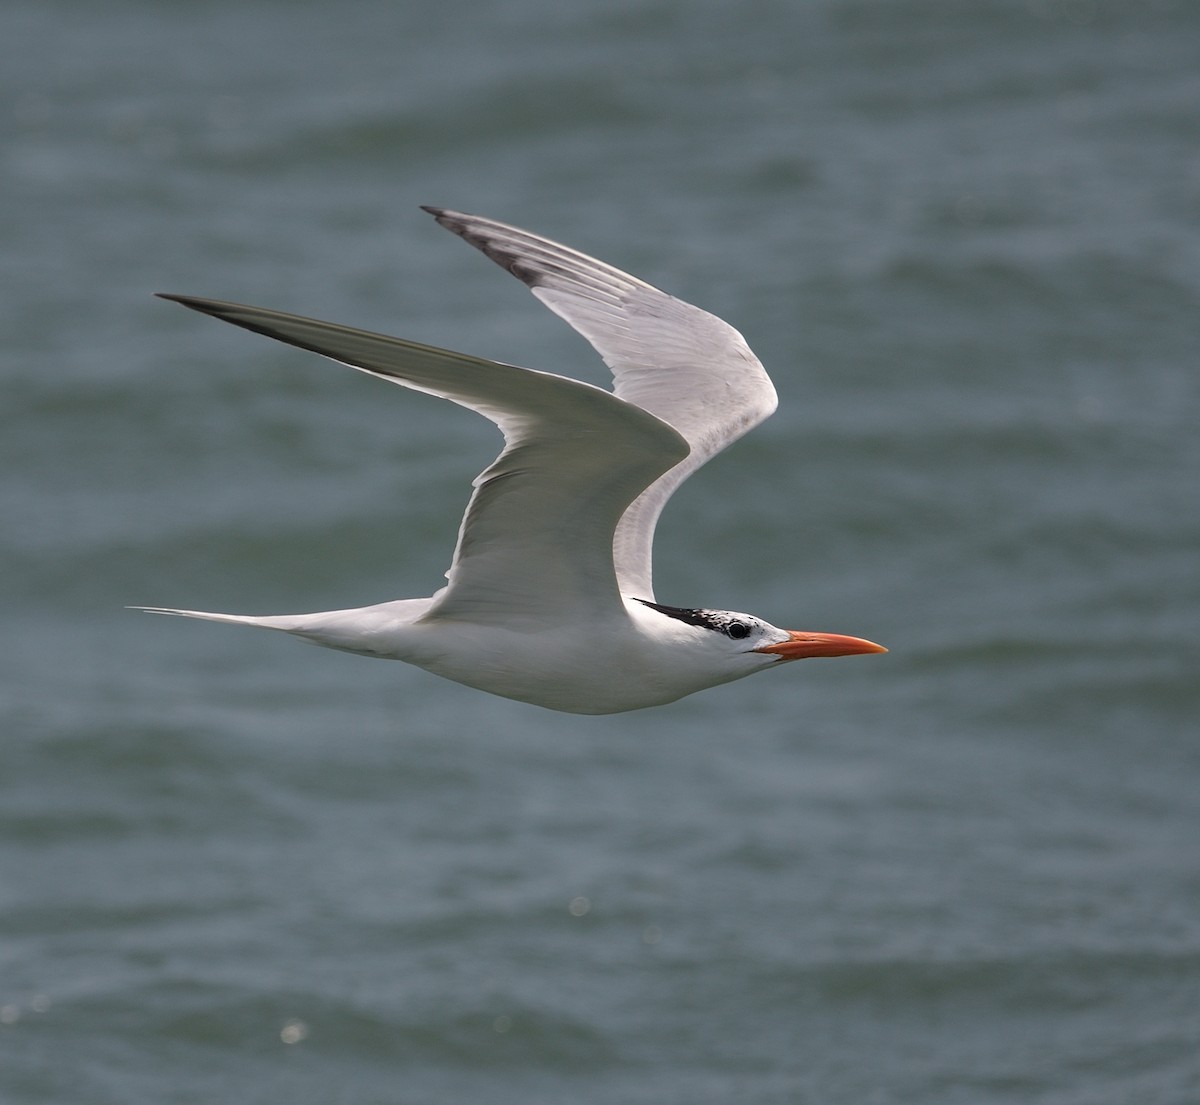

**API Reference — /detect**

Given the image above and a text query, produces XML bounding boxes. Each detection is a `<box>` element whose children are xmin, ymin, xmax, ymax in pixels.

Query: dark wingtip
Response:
<box><xmin>156</xmin><ymin>292</ymin><xmax>205</xmax><ymax>306</ymax></box>
<box><xmin>422</xmin><ymin>206</ymin><xmax>474</xmax><ymax>235</ymax></box>
<box><xmin>421</xmin><ymin>204</ymin><xmax>460</xmax><ymax>230</ymax></box>
<box><xmin>420</xmin><ymin>205</ymin><xmax>473</xmax><ymax>239</ymax></box>
<box><xmin>420</xmin><ymin>208</ymin><xmax>544</xmax><ymax>289</ymax></box>
<box><xmin>155</xmin><ymin>293</ymin><xmax>228</xmax><ymax>319</ymax></box>
<box><xmin>156</xmin><ymin>292</ymin><xmax>206</xmax><ymax>310</ymax></box>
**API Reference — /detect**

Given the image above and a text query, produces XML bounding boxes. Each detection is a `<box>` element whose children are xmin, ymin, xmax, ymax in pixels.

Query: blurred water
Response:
<box><xmin>2</xmin><ymin>1</ymin><xmax>1199</xmax><ymax>1102</ymax></box>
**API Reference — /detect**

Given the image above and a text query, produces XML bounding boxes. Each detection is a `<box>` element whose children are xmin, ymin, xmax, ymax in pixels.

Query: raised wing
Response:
<box><xmin>157</xmin><ymin>296</ymin><xmax>689</xmax><ymax>627</ymax></box>
<box><xmin>423</xmin><ymin>207</ymin><xmax>778</xmax><ymax>600</ymax></box>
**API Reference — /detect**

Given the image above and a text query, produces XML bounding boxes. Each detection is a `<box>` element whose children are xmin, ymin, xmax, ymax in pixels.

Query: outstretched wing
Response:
<box><xmin>158</xmin><ymin>296</ymin><xmax>688</xmax><ymax>627</ymax></box>
<box><xmin>423</xmin><ymin>207</ymin><xmax>777</xmax><ymax>600</ymax></box>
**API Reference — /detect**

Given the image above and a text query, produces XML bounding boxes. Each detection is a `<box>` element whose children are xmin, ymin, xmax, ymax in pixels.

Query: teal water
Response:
<box><xmin>3</xmin><ymin>1</ymin><xmax>1199</xmax><ymax>1102</ymax></box>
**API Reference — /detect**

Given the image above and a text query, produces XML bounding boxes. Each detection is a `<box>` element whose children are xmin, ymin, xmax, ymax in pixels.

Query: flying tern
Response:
<box><xmin>139</xmin><ymin>207</ymin><xmax>885</xmax><ymax>713</ymax></box>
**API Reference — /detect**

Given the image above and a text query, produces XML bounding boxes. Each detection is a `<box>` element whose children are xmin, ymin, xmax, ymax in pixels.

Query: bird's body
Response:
<box><xmin>145</xmin><ymin>598</ymin><xmax>798</xmax><ymax>715</ymax></box>
<box><xmin>140</xmin><ymin>208</ymin><xmax>884</xmax><ymax>713</ymax></box>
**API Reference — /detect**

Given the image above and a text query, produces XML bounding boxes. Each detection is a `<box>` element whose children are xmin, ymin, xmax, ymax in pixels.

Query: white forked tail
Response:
<box><xmin>130</xmin><ymin>607</ymin><xmax>308</xmax><ymax>632</ymax></box>
<box><xmin>130</xmin><ymin>598</ymin><xmax>438</xmax><ymax>658</ymax></box>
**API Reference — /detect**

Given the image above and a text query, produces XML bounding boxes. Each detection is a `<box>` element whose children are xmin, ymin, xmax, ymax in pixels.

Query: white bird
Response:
<box><xmin>138</xmin><ymin>207</ymin><xmax>884</xmax><ymax>713</ymax></box>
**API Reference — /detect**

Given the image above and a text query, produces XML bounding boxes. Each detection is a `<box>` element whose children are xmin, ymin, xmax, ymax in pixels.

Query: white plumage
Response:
<box><xmin>138</xmin><ymin>208</ymin><xmax>884</xmax><ymax>713</ymax></box>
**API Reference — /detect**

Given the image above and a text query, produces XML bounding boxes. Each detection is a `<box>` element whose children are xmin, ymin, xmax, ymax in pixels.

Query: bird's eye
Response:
<box><xmin>726</xmin><ymin>621</ymin><xmax>751</xmax><ymax>640</ymax></box>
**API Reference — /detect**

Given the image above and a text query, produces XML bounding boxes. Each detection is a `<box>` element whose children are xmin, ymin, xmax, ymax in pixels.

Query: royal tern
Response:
<box><xmin>138</xmin><ymin>207</ymin><xmax>884</xmax><ymax>713</ymax></box>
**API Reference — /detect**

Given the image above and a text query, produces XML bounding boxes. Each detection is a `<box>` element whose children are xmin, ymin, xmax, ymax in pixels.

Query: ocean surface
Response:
<box><xmin>3</xmin><ymin>1</ymin><xmax>1198</xmax><ymax>1102</ymax></box>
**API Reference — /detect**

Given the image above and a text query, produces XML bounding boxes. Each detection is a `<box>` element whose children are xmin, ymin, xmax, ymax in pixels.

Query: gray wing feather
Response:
<box><xmin>423</xmin><ymin>207</ymin><xmax>777</xmax><ymax>600</ymax></box>
<box><xmin>158</xmin><ymin>296</ymin><xmax>688</xmax><ymax>626</ymax></box>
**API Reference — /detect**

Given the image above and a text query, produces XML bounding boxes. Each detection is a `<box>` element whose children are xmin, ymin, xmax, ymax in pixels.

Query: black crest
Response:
<box><xmin>635</xmin><ymin>600</ymin><xmax>752</xmax><ymax>640</ymax></box>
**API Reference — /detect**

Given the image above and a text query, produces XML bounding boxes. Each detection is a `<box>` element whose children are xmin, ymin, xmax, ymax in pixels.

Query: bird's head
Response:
<box><xmin>635</xmin><ymin>599</ymin><xmax>886</xmax><ymax>676</ymax></box>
